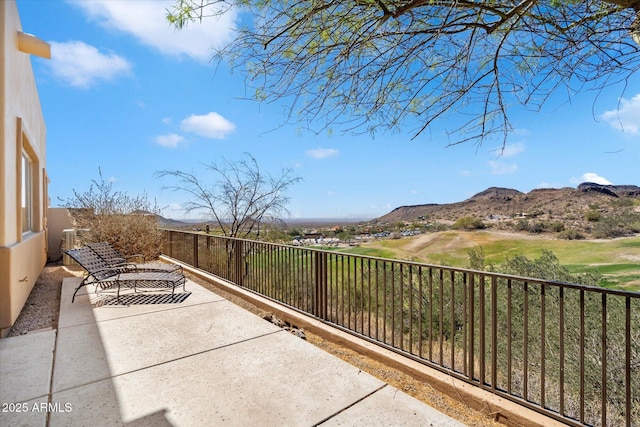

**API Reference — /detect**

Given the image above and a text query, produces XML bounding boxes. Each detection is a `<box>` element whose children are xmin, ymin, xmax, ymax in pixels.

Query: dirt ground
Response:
<box><xmin>9</xmin><ymin>263</ymin><xmax>504</xmax><ymax>426</ymax></box>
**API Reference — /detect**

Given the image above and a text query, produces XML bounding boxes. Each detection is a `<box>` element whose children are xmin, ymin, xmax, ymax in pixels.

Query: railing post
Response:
<box><xmin>468</xmin><ymin>273</ymin><xmax>475</xmax><ymax>383</ymax></box>
<box><xmin>163</xmin><ymin>230</ymin><xmax>171</xmax><ymax>257</ymax></box>
<box><xmin>192</xmin><ymin>233</ymin><xmax>198</xmax><ymax>268</ymax></box>
<box><xmin>234</xmin><ymin>239</ymin><xmax>244</xmax><ymax>287</ymax></box>
<box><xmin>314</xmin><ymin>251</ymin><xmax>327</xmax><ymax>319</ymax></box>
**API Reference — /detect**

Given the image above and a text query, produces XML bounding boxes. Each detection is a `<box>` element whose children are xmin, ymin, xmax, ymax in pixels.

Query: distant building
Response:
<box><xmin>302</xmin><ymin>232</ymin><xmax>325</xmax><ymax>240</ymax></box>
<box><xmin>0</xmin><ymin>0</ymin><xmax>51</xmax><ymax>337</ymax></box>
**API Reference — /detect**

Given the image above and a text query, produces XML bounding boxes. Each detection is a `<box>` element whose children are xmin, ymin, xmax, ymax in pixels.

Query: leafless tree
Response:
<box><xmin>167</xmin><ymin>1</ymin><xmax>640</xmax><ymax>148</ymax></box>
<box><xmin>156</xmin><ymin>153</ymin><xmax>301</xmax><ymax>238</ymax></box>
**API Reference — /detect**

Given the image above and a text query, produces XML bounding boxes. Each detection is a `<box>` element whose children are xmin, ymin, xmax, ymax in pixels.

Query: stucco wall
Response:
<box><xmin>0</xmin><ymin>1</ymin><xmax>49</xmax><ymax>337</ymax></box>
<box><xmin>48</xmin><ymin>207</ymin><xmax>74</xmax><ymax>262</ymax></box>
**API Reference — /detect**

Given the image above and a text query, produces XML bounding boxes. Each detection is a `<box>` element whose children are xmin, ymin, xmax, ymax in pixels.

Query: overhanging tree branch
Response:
<box><xmin>168</xmin><ymin>0</ymin><xmax>640</xmax><ymax>147</ymax></box>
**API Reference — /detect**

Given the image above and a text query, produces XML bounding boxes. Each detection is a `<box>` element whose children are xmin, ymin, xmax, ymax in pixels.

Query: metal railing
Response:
<box><xmin>163</xmin><ymin>230</ymin><xmax>639</xmax><ymax>427</ymax></box>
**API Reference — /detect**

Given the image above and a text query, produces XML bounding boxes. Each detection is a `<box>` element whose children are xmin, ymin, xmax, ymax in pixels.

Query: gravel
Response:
<box><xmin>7</xmin><ymin>263</ymin><xmax>74</xmax><ymax>336</ymax></box>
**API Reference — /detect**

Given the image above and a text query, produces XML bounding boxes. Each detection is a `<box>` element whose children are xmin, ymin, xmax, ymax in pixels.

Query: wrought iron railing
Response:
<box><xmin>162</xmin><ymin>229</ymin><xmax>639</xmax><ymax>427</ymax></box>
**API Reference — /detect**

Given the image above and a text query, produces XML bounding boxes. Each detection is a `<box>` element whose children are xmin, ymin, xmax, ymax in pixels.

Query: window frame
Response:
<box><xmin>16</xmin><ymin>118</ymin><xmax>40</xmax><ymax>240</ymax></box>
<box><xmin>21</xmin><ymin>150</ymin><xmax>33</xmax><ymax>234</ymax></box>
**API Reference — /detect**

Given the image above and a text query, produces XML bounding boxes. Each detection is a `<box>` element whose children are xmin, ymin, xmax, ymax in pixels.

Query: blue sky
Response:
<box><xmin>18</xmin><ymin>0</ymin><xmax>640</xmax><ymax>220</ymax></box>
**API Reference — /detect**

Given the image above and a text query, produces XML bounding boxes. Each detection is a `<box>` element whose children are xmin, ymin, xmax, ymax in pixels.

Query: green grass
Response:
<box><xmin>343</xmin><ymin>232</ymin><xmax>640</xmax><ymax>291</ymax></box>
<box><xmin>337</xmin><ymin>246</ymin><xmax>398</xmax><ymax>259</ymax></box>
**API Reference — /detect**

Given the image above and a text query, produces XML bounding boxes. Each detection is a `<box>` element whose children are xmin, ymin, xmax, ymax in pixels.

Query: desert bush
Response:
<box><xmin>452</xmin><ymin>216</ymin><xmax>485</xmax><ymax>230</ymax></box>
<box><xmin>550</xmin><ymin>221</ymin><xmax>565</xmax><ymax>232</ymax></box>
<box><xmin>558</xmin><ymin>228</ymin><xmax>584</xmax><ymax>240</ymax></box>
<box><xmin>498</xmin><ymin>249</ymin><xmax>602</xmax><ymax>285</ymax></box>
<box><xmin>527</xmin><ymin>221</ymin><xmax>546</xmax><ymax>234</ymax></box>
<box><xmin>611</xmin><ymin>198</ymin><xmax>634</xmax><ymax>208</ymax></box>
<box><xmin>585</xmin><ymin>210</ymin><xmax>601</xmax><ymax>222</ymax></box>
<box><xmin>61</xmin><ymin>170</ymin><xmax>164</xmax><ymax>260</ymax></box>
<box><xmin>592</xmin><ymin>218</ymin><xmax>626</xmax><ymax>239</ymax></box>
<box><xmin>467</xmin><ymin>246</ymin><xmax>494</xmax><ymax>271</ymax></box>
<box><xmin>514</xmin><ymin>218</ymin><xmax>529</xmax><ymax>231</ymax></box>
<box><xmin>592</xmin><ymin>210</ymin><xmax>640</xmax><ymax>239</ymax></box>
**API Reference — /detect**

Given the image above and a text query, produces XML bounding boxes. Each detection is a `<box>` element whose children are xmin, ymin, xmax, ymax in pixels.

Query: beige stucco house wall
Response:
<box><xmin>0</xmin><ymin>0</ymin><xmax>50</xmax><ymax>337</ymax></box>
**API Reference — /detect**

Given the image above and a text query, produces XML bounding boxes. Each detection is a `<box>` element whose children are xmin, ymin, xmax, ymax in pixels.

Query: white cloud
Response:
<box><xmin>161</xmin><ymin>202</ymin><xmax>187</xmax><ymax>219</ymax></box>
<box><xmin>306</xmin><ymin>148</ymin><xmax>339</xmax><ymax>159</ymax></box>
<box><xmin>49</xmin><ymin>41</ymin><xmax>132</xmax><ymax>88</ymax></box>
<box><xmin>501</xmin><ymin>142</ymin><xmax>525</xmax><ymax>157</ymax></box>
<box><xmin>155</xmin><ymin>133</ymin><xmax>185</xmax><ymax>148</ymax></box>
<box><xmin>600</xmin><ymin>93</ymin><xmax>640</xmax><ymax>136</ymax></box>
<box><xmin>410</xmin><ymin>189</ymin><xmax>419</xmax><ymax>195</ymax></box>
<box><xmin>491</xmin><ymin>142</ymin><xmax>525</xmax><ymax>158</ymax></box>
<box><xmin>69</xmin><ymin>0</ymin><xmax>238</xmax><ymax>63</ymax></box>
<box><xmin>488</xmin><ymin>160</ymin><xmax>518</xmax><ymax>175</ymax></box>
<box><xmin>181</xmin><ymin>112</ymin><xmax>235</xmax><ymax>139</ymax></box>
<box><xmin>571</xmin><ymin>173</ymin><xmax>613</xmax><ymax>185</ymax></box>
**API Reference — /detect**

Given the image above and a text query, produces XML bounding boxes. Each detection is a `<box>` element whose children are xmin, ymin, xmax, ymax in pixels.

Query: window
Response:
<box><xmin>22</xmin><ymin>151</ymin><xmax>33</xmax><ymax>233</ymax></box>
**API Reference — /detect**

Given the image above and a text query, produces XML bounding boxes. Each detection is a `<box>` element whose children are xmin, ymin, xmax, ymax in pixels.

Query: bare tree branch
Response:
<box><xmin>156</xmin><ymin>154</ymin><xmax>301</xmax><ymax>238</ymax></box>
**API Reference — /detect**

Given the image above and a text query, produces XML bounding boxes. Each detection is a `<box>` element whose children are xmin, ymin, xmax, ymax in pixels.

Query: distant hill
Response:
<box><xmin>374</xmin><ymin>183</ymin><xmax>640</xmax><ymax>237</ymax></box>
<box><xmin>130</xmin><ymin>210</ymin><xmax>197</xmax><ymax>228</ymax></box>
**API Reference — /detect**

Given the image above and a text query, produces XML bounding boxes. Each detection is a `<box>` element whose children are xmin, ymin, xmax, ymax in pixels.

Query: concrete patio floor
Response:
<box><xmin>1</xmin><ymin>277</ymin><xmax>465</xmax><ymax>426</ymax></box>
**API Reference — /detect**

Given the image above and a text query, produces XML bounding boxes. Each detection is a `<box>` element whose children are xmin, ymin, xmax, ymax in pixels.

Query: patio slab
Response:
<box><xmin>0</xmin><ymin>395</ymin><xmax>49</xmax><ymax>427</ymax></box>
<box><xmin>53</xmin><ymin>297</ymin><xmax>281</xmax><ymax>392</ymax></box>
<box><xmin>3</xmin><ymin>275</ymin><xmax>465</xmax><ymax>426</ymax></box>
<box><xmin>0</xmin><ymin>329</ymin><xmax>55</xmax><ymax>402</ymax></box>
<box><xmin>321</xmin><ymin>384</ymin><xmax>465</xmax><ymax>426</ymax></box>
<box><xmin>51</xmin><ymin>332</ymin><xmax>387</xmax><ymax>426</ymax></box>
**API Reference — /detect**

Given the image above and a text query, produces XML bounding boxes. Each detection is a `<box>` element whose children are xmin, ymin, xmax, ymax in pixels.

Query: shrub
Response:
<box><xmin>467</xmin><ymin>246</ymin><xmax>487</xmax><ymax>271</ymax></box>
<box><xmin>591</xmin><ymin>211</ymin><xmax>640</xmax><ymax>238</ymax></box>
<box><xmin>61</xmin><ymin>170</ymin><xmax>165</xmax><ymax>260</ymax></box>
<box><xmin>559</xmin><ymin>228</ymin><xmax>584</xmax><ymax>240</ymax></box>
<box><xmin>514</xmin><ymin>218</ymin><xmax>529</xmax><ymax>231</ymax></box>
<box><xmin>500</xmin><ymin>249</ymin><xmax>602</xmax><ymax>285</ymax></box>
<box><xmin>527</xmin><ymin>221</ymin><xmax>546</xmax><ymax>234</ymax></box>
<box><xmin>585</xmin><ymin>210</ymin><xmax>601</xmax><ymax>222</ymax></box>
<box><xmin>452</xmin><ymin>216</ymin><xmax>485</xmax><ymax>230</ymax></box>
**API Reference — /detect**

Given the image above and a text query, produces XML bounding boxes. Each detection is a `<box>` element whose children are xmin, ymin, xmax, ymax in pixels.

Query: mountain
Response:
<box><xmin>130</xmin><ymin>210</ymin><xmax>197</xmax><ymax>228</ymax></box>
<box><xmin>374</xmin><ymin>183</ymin><xmax>640</xmax><ymax>236</ymax></box>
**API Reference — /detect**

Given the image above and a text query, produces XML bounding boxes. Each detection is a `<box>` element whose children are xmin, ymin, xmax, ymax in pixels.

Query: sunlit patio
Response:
<box><xmin>0</xmin><ymin>275</ymin><xmax>464</xmax><ymax>426</ymax></box>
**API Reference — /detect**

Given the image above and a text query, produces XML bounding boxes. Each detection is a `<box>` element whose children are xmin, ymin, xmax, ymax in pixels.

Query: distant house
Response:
<box><xmin>302</xmin><ymin>232</ymin><xmax>325</xmax><ymax>240</ymax></box>
<box><xmin>0</xmin><ymin>0</ymin><xmax>50</xmax><ymax>337</ymax></box>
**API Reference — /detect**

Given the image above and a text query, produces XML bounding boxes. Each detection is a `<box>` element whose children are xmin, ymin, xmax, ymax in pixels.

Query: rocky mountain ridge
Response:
<box><xmin>375</xmin><ymin>183</ymin><xmax>640</xmax><ymax>236</ymax></box>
